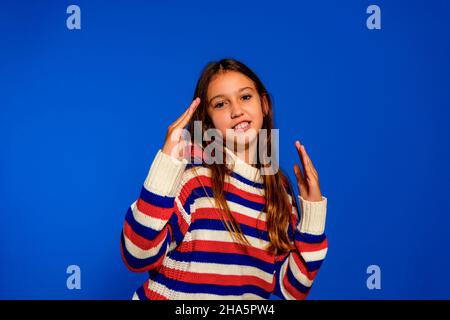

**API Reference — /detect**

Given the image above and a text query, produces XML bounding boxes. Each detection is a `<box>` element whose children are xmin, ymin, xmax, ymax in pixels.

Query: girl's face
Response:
<box><xmin>206</xmin><ymin>71</ymin><xmax>268</xmax><ymax>145</ymax></box>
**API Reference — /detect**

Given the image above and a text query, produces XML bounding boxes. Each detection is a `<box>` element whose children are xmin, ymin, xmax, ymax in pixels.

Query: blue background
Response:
<box><xmin>1</xmin><ymin>0</ymin><xmax>449</xmax><ymax>299</ymax></box>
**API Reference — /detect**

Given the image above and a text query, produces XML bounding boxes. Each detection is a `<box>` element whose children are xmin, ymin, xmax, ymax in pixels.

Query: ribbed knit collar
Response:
<box><xmin>224</xmin><ymin>146</ymin><xmax>263</xmax><ymax>184</ymax></box>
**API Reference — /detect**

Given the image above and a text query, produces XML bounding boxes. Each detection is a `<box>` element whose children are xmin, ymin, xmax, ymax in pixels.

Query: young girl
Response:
<box><xmin>120</xmin><ymin>58</ymin><xmax>328</xmax><ymax>300</ymax></box>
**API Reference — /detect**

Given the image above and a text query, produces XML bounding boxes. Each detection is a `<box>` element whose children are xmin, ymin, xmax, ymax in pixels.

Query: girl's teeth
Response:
<box><xmin>235</xmin><ymin>122</ymin><xmax>249</xmax><ymax>130</ymax></box>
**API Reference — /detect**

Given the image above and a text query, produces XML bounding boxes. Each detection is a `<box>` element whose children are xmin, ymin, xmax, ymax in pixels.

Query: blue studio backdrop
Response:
<box><xmin>1</xmin><ymin>0</ymin><xmax>450</xmax><ymax>299</ymax></box>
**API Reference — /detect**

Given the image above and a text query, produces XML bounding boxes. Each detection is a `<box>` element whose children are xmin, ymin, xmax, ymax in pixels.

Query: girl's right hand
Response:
<box><xmin>161</xmin><ymin>97</ymin><xmax>201</xmax><ymax>160</ymax></box>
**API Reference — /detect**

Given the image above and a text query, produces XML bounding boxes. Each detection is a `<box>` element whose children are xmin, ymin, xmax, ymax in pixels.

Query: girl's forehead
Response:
<box><xmin>207</xmin><ymin>71</ymin><xmax>255</xmax><ymax>96</ymax></box>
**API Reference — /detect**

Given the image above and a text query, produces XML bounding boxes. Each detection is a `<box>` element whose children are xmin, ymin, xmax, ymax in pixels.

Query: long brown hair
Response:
<box><xmin>187</xmin><ymin>58</ymin><xmax>296</xmax><ymax>256</ymax></box>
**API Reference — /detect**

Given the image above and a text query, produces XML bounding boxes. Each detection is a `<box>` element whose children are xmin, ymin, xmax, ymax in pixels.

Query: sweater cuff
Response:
<box><xmin>144</xmin><ymin>149</ymin><xmax>187</xmax><ymax>197</ymax></box>
<box><xmin>298</xmin><ymin>196</ymin><xmax>327</xmax><ymax>235</ymax></box>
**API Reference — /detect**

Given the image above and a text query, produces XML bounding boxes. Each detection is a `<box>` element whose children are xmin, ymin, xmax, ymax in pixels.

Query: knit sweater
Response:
<box><xmin>120</xmin><ymin>147</ymin><xmax>328</xmax><ymax>300</ymax></box>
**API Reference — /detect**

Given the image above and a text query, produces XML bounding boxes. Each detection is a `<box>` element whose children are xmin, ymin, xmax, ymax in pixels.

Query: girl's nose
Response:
<box><xmin>230</xmin><ymin>101</ymin><xmax>244</xmax><ymax>119</ymax></box>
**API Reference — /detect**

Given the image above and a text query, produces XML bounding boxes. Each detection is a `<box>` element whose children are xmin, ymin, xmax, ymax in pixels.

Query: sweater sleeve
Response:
<box><xmin>120</xmin><ymin>149</ymin><xmax>192</xmax><ymax>273</ymax></box>
<box><xmin>273</xmin><ymin>191</ymin><xmax>328</xmax><ymax>300</ymax></box>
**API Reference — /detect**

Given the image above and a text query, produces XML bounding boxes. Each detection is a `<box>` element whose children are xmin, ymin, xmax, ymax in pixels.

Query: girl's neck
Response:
<box><xmin>224</xmin><ymin>139</ymin><xmax>263</xmax><ymax>184</ymax></box>
<box><xmin>232</xmin><ymin>139</ymin><xmax>258</xmax><ymax>167</ymax></box>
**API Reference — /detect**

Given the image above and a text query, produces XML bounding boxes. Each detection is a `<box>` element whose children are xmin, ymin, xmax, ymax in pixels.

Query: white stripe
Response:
<box><xmin>168</xmin><ymin>240</ymin><xmax>178</xmax><ymax>252</ymax></box>
<box><xmin>184</xmin><ymin>165</ymin><xmax>210</xmax><ymax>180</ymax></box>
<box><xmin>301</xmin><ymin>248</ymin><xmax>328</xmax><ymax>262</ymax></box>
<box><xmin>131</xmin><ymin>202</ymin><xmax>167</xmax><ymax>232</ymax></box>
<box><xmin>226</xmin><ymin>174</ymin><xmax>265</xmax><ymax>196</ymax></box>
<box><xmin>146</xmin><ymin>279</ymin><xmax>266</xmax><ymax>300</ymax></box>
<box><xmin>175</xmin><ymin>197</ymin><xmax>191</xmax><ymax>224</ymax></box>
<box><xmin>123</xmin><ymin>229</ymin><xmax>168</xmax><ymax>260</ymax></box>
<box><xmin>188</xmin><ymin>229</ymin><xmax>269</xmax><ymax>249</ymax></box>
<box><xmin>163</xmin><ymin>256</ymin><xmax>274</xmax><ymax>284</ymax></box>
<box><xmin>288</xmin><ymin>255</ymin><xmax>313</xmax><ymax>287</ymax></box>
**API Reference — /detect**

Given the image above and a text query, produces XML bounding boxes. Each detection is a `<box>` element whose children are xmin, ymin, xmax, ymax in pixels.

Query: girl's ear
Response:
<box><xmin>261</xmin><ymin>93</ymin><xmax>269</xmax><ymax>116</ymax></box>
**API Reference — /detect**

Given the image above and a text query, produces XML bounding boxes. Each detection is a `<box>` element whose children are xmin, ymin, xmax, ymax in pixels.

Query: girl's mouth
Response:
<box><xmin>233</xmin><ymin>121</ymin><xmax>251</xmax><ymax>133</ymax></box>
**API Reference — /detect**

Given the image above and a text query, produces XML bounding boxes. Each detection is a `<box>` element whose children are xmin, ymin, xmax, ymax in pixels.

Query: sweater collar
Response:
<box><xmin>224</xmin><ymin>146</ymin><xmax>263</xmax><ymax>184</ymax></box>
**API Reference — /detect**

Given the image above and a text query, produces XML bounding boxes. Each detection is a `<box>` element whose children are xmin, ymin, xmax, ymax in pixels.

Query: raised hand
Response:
<box><xmin>293</xmin><ymin>140</ymin><xmax>323</xmax><ymax>202</ymax></box>
<box><xmin>162</xmin><ymin>97</ymin><xmax>201</xmax><ymax>160</ymax></box>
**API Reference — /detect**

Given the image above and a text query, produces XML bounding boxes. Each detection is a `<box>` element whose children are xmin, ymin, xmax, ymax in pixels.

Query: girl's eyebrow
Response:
<box><xmin>208</xmin><ymin>87</ymin><xmax>254</xmax><ymax>105</ymax></box>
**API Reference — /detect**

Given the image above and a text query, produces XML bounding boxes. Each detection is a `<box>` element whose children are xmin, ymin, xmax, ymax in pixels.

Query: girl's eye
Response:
<box><xmin>214</xmin><ymin>101</ymin><xmax>225</xmax><ymax>109</ymax></box>
<box><xmin>242</xmin><ymin>94</ymin><xmax>252</xmax><ymax>101</ymax></box>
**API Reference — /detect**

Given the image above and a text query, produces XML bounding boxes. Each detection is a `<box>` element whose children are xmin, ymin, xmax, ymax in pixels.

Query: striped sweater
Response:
<box><xmin>120</xmin><ymin>148</ymin><xmax>328</xmax><ymax>300</ymax></box>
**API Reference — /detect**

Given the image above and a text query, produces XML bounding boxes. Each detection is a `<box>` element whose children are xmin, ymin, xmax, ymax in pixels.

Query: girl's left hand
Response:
<box><xmin>293</xmin><ymin>140</ymin><xmax>323</xmax><ymax>202</ymax></box>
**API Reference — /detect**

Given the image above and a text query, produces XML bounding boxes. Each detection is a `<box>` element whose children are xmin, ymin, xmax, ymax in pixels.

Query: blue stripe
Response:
<box><xmin>286</xmin><ymin>264</ymin><xmax>311</xmax><ymax>294</ymax></box>
<box><xmin>182</xmin><ymin>187</ymin><xmax>214</xmax><ymax>214</ymax></box>
<box><xmin>168</xmin><ymin>212</ymin><xmax>185</xmax><ymax>246</ymax></box>
<box><xmin>183</xmin><ymin>186</ymin><xmax>265</xmax><ymax>214</ymax></box>
<box><xmin>169</xmin><ymin>250</ymin><xmax>274</xmax><ymax>274</ymax></box>
<box><xmin>126</xmin><ymin>204</ymin><xmax>186</xmax><ymax>246</ymax></box>
<box><xmin>230</xmin><ymin>171</ymin><xmax>263</xmax><ymax>189</ymax></box>
<box><xmin>156</xmin><ymin>272</ymin><xmax>270</xmax><ymax>298</ymax></box>
<box><xmin>306</xmin><ymin>259</ymin><xmax>324</xmax><ymax>272</ymax></box>
<box><xmin>135</xmin><ymin>285</ymin><xmax>148</xmax><ymax>300</ymax></box>
<box><xmin>287</xmin><ymin>223</ymin><xmax>294</xmax><ymax>240</ymax></box>
<box><xmin>190</xmin><ymin>219</ymin><xmax>269</xmax><ymax>241</ymax></box>
<box><xmin>226</xmin><ymin>192</ymin><xmax>265</xmax><ymax>211</ymax></box>
<box><xmin>125</xmin><ymin>207</ymin><xmax>168</xmax><ymax>241</ymax></box>
<box><xmin>295</xmin><ymin>232</ymin><xmax>327</xmax><ymax>244</ymax></box>
<box><xmin>139</xmin><ymin>186</ymin><xmax>175</xmax><ymax>208</ymax></box>
<box><xmin>120</xmin><ymin>231</ymin><xmax>170</xmax><ymax>270</ymax></box>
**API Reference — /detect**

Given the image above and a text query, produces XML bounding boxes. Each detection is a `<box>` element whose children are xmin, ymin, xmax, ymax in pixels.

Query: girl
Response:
<box><xmin>120</xmin><ymin>58</ymin><xmax>328</xmax><ymax>300</ymax></box>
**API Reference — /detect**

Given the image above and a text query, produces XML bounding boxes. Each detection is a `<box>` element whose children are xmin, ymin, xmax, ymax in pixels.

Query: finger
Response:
<box><xmin>172</xmin><ymin>98</ymin><xmax>200</xmax><ymax>128</ymax></box>
<box><xmin>297</xmin><ymin>141</ymin><xmax>318</xmax><ymax>184</ymax></box>
<box><xmin>171</xmin><ymin>102</ymin><xmax>193</xmax><ymax>128</ymax></box>
<box><xmin>173</xmin><ymin>97</ymin><xmax>201</xmax><ymax>129</ymax></box>
<box><xmin>302</xmin><ymin>145</ymin><xmax>319</xmax><ymax>180</ymax></box>
<box><xmin>179</xmin><ymin>97</ymin><xmax>201</xmax><ymax>128</ymax></box>
<box><xmin>293</xmin><ymin>163</ymin><xmax>305</xmax><ymax>188</ymax></box>
<box><xmin>295</xmin><ymin>140</ymin><xmax>313</xmax><ymax>179</ymax></box>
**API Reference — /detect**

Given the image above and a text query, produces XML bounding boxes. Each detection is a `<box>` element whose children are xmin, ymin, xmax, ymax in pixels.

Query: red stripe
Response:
<box><xmin>193</xmin><ymin>207</ymin><xmax>267</xmax><ymax>231</ymax></box>
<box><xmin>119</xmin><ymin>237</ymin><xmax>166</xmax><ymax>273</ymax></box>
<box><xmin>136</xmin><ymin>198</ymin><xmax>173</xmax><ymax>220</ymax></box>
<box><xmin>179</xmin><ymin>175</ymin><xmax>265</xmax><ymax>207</ymax></box>
<box><xmin>147</xmin><ymin>289</ymin><xmax>168</xmax><ymax>300</ymax></box>
<box><xmin>135</xmin><ymin>199</ymin><xmax>189</xmax><ymax>243</ymax></box>
<box><xmin>177</xmin><ymin>240</ymin><xmax>275</xmax><ymax>264</ymax></box>
<box><xmin>160</xmin><ymin>265</ymin><xmax>274</xmax><ymax>292</ymax></box>
<box><xmin>290</xmin><ymin>212</ymin><xmax>299</xmax><ymax>226</ymax></box>
<box><xmin>225</xmin><ymin>182</ymin><xmax>265</xmax><ymax>204</ymax></box>
<box><xmin>295</xmin><ymin>238</ymin><xmax>328</xmax><ymax>253</ymax></box>
<box><xmin>123</xmin><ymin>220</ymin><xmax>168</xmax><ymax>251</ymax></box>
<box><xmin>275</xmin><ymin>251</ymin><xmax>289</xmax><ymax>262</ymax></box>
